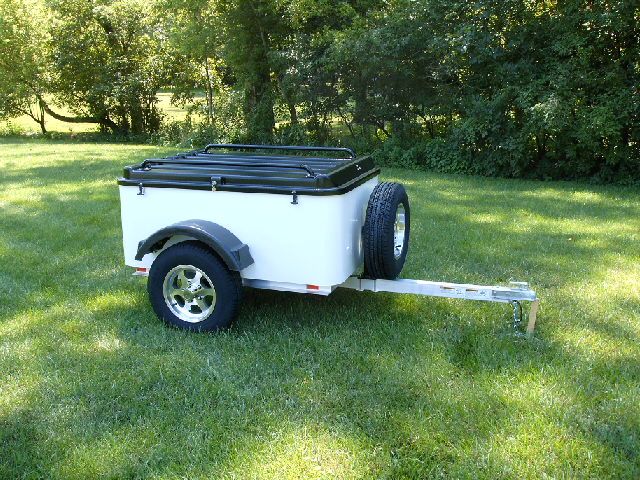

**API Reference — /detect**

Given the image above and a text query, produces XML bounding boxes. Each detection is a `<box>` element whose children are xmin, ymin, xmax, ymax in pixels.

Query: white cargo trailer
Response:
<box><xmin>118</xmin><ymin>144</ymin><xmax>539</xmax><ymax>333</ymax></box>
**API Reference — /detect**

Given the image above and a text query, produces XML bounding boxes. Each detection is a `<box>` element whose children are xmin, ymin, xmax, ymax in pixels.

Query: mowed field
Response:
<box><xmin>0</xmin><ymin>138</ymin><xmax>638</xmax><ymax>479</ymax></box>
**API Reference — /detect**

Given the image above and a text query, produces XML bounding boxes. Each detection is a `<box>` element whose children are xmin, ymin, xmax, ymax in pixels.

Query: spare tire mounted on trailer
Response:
<box><xmin>363</xmin><ymin>182</ymin><xmax>410</xmax><ymax>280</ymax></box>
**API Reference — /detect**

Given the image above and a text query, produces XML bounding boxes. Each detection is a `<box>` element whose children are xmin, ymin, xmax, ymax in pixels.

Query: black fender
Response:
<box><xmin>135</xmin><ymin>220</ymin><xmax>254</xmax><ymax>271</ymax></box>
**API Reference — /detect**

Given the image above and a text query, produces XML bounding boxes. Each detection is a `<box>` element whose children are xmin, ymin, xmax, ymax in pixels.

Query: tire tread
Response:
<box><xmin>147</xmin><ymin>241</ymin><xmax>242</xmax><ymax>332</ymax></box>
<box><xmin>363</xmin><ymin>182</ymin><xmax>410</xmax><ymax>279</ymax></box>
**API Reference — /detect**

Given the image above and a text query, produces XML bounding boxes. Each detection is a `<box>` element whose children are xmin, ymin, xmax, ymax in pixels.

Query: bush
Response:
<box><xmin>0</xmin><ymin>121</ymin><xmax>26</xmax><ymax>137</ymax></box>
<box><xmin>372</xmin><ymin>138</ymin><xmax>473</xmax><ymax>174</ymax></box>
<box><xmin>150</xmin><ymin>118</ymin><xmax>221</xmax><ymax>149</ymax></box>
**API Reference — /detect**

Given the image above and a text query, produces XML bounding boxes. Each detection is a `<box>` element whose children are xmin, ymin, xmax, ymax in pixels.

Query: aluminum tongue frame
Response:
<box><xmin>340</xmin><ymin>277</ymin><xmax>540</xmax><ymax>336</ymax></box>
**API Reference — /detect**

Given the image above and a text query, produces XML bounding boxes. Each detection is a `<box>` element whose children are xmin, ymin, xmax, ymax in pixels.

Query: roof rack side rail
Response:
<box><xmin>140</xmin><ymin>158</ymin><xmax>317</xmax><ymax>177</ymax></box>
<box><xmin>203</xmin><ymin>143</ymin><xmax>355</xmax><ymax>159</ymax></box>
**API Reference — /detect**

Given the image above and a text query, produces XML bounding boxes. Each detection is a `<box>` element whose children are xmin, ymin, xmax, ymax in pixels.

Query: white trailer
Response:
<box><xmin>118</xmin><ymin>144</ymin><xmax>539</xmax><ymax>334</ymax></box>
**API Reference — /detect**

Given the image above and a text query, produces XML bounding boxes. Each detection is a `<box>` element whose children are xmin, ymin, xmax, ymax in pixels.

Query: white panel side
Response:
<box><xmin>118</xmin><ymin>178</ymin><xmax>378</xmax><ymax>286</ymax></box>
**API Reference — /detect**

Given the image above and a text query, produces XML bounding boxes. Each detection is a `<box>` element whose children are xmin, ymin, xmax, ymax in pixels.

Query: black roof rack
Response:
<box><xmin>118</xmin><ymin>144</ymin><xmax>378</xmax><ymax>196</ymax></box>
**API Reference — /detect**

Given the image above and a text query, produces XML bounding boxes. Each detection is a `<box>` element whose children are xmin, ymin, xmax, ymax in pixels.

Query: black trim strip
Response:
<box><xmin>118</xmin><ymin>168</ymin><xmax>380</xmax><ymax>196</ymax></box>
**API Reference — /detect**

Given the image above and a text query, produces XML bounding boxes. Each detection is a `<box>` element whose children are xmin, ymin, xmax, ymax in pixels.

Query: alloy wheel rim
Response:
<box><xmin>393</xmin><ymin>204</ymin><xmax>406</xmax><ymax>260</ymax></box>
<box><xmin>162</xmin><ymin>265</ymin><xmax>216</xmax><ymax>323</ymax></box>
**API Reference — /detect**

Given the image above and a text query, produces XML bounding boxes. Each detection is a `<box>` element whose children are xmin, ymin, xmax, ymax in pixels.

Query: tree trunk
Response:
<box><xmin>336</xmin><ymin>106</ymin><xmax>356</xmax><ymax>139</ymax></box>
<box><xmin>204</xmin><ymin>58</ymin><xmax>215</xmax><ymax>125</ymax></box>
<box><xmin>242</xmin><ymin>22</ymin><xmax>274</xmax><ymax>142</ymax></box>
<box><xmin>23</xmin><ymin>102</ymin><xmax>47</xmax><ymax>134</ymax></box>
<box><xmin>39</xmin><ymin>97</ymin><xmax>119</xmax><ymax>132</ymax></box>
<box><xmin>129</xmin><ymin>101</ymin><xmax>144</xmax><ymax>135</ymax></box>
<box><xmin>38</xmin><ymin>101</ymin><xmax>46</xmax><ymax>134</ymax></box>
<box><xmin>244</xmin><ymin>77</ymin><xmax>274</xmax><ymax>142</ymax></box>
<box><xmin>287</xmin><ymin>101</ymin><xmax>298</xmax><ymax>126</ymax></box>
<box><xmin>276</xmin><ymin>74</ymin><xmax>298</xmax><ymax>126</ymax></box>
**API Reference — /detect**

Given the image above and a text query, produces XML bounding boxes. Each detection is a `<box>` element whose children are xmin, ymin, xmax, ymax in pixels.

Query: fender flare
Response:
<box><xmin>135</xmin><ymin>220</ymin><xmax>254</xmax><ymax>271</ymax></box>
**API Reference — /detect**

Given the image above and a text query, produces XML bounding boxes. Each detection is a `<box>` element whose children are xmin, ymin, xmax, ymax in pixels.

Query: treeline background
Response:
<box><xmin>1</xmin><ymin>0</ymin><xmax>638</xmax><ymax>182</ymax></box>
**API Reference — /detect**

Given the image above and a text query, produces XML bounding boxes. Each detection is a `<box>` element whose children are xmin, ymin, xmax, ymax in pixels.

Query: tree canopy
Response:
<box><xmin>0</xmin><ymin>0</ymin><xmax>638</xmax><ymax>182</ymax></box>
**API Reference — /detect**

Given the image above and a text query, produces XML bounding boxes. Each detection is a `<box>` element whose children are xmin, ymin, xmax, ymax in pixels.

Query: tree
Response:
<box><xmin>159</xmin><ymin>0</ymin><xmax>275</xmax><ymax>141</ymax></box>
<box><xmin>229</xmin><ymin>0</ymin><xmax>277</xmax><ymax>141</ymax></box>
<box><xmin>0</xmin><ymin>0</ymin><xmax>49</xmax><ymax>133</ymax></box>
<box><xmin>1</xmin><ymin>0</ymin><xmax>638</xmax><ymax>181</ymax></box>
<box><xmin>444</xmin><ymin>0</ymin><xmax>640</xmax><ymax>179</ymax></box>
<box><xmin>158</xmin><ymin>0</ymin><xmax>224</xmax><ymax>126</ymax></box>
<box><xmin>46</xmin><ymin>0</ymin><xmax>167</xmax><ymax>134</ymax></box>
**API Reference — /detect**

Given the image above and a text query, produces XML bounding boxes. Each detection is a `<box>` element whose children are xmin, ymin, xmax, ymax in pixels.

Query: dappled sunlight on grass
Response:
<box><xmin>487</xmin><ymin>421</ymin><xmax>609</xmax><ymax>477</ymax></box>
<box><xmin>555</xmin><ymin>328</ymin><xmax>637</xmax><ymax>360</ymax></box>
<box><xmin>225</xmin><ymin>422</ymin><xmax>369</xmax><ymax>479</ymax></box>
<box><xmin>93</xmin><ymin>334</ymin><xmax>125</xmax><ymax>353</ymax></box>
<box><xmin>0</xmin><ymin>140</ymin><xmax>638</xmax><ymax>478</ymax></box>
<box><xmin>0</xmin><ymin>373</ymin><xmax>41</xmax><ymax>418</ymax></box>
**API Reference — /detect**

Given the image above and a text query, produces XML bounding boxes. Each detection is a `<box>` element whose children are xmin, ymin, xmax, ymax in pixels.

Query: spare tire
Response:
<box><xmin>363</xmin><ymin>182</ymin><xmax>410</xmax><ymax>279</ymax></box>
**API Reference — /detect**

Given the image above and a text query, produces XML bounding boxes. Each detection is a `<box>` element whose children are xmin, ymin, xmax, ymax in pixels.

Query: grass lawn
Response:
<box><xmin>0</xmin><ymin>137</ymin><xmax>638</xmax><ymax>479</ymax></box>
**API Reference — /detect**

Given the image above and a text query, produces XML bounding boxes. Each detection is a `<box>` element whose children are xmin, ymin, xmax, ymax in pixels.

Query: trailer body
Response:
<box><xmin>117</xmin><ymin>144</ymin><xmax>538</xmax><ymax>333</ymax></box>
<box><xmin>119</xmin><ymin>145</ymin><xmax>379</xmax><ymax>289</ymax></box>
<box><xmin>120</xmin><ymin>178</ymin><xmax>377</xmax><ymax>287</ymax></box>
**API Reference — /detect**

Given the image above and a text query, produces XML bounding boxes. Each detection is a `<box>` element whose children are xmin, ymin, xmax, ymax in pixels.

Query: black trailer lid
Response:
<box><xmin>118</xmin><ymin>144</ymin><xmax>379</xmax><ymax>196</ymax></box>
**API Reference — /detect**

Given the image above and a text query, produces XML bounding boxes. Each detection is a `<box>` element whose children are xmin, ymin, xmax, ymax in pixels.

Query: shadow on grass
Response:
<box><xmin>1</xmin><ymin>143</ymin><xmax>638</xmax><ymax>478</ymax></box>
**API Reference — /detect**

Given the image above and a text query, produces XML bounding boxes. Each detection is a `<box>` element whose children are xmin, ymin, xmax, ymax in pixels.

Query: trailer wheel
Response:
<box><xmin>363</xmin><ymin>182</ymin><xmax>410</xmax><ymax>280</ymax></box>
<box><xmin>147</xmin><ymin>241</ymin><xmax>242</xmax><ymax>332</ymax></box>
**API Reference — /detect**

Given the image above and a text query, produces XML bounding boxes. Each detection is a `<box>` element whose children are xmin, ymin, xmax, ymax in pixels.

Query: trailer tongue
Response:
<box><xmin>341</xmin><ymin>278</ymin><xmax>539</xmax><ymax>336</ymax></box>
<box><xmin>118</xmin><ymin>144</ymin><xmax>539</xmax><ymax>335</ymax></box>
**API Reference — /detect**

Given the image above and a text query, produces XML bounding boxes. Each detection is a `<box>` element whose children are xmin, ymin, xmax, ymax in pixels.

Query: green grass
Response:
<box><xmin>0</xmin><ymin>137</ymin><xmax>638</xmax><ymax>479</ymax></box>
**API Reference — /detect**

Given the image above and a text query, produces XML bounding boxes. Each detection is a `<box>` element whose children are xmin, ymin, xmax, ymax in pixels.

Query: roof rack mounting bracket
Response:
<box><xmin>300</xmin><ymin>164</ymin><xmax>316</xmax><ymax>177</ymax></box>
<box><xmin>211</xmin><ymin>176</ymin><xmax>223</xmax><ymax>192</ymax></box>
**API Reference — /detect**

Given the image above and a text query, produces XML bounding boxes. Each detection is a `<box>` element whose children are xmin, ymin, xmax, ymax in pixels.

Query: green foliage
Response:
<box><xmin>150</xmin><ymin>117</ymin><xmax>221</xmax><ymax>148</ymax></box>
<box><xmin>373</xmin><ymin>138</ymin><xmax>473</xmax><ymax>174</ymax></box>
<box><xmin>342</xmin><ymin>0</ymin><xmax>639</xmax><ymax>182</ymax></box>
<box><xmin>1</xmin><ymin>0</ymin><xmax>638</xmax><ymax>181</ymax></box>
<box><xmin>0</xmin><ymin>121</ymin><xmax>27</xmax><ymax>136</ymax></box>
<box><xmin>443</xmin><ymin>0</ymin><xmax>640</xmax><ymax>181</ymax></box>
<box><xmin>0</xmin><ymin>0</ymin><xmax>49</xmax><ymax>132</ymax></box>
<box><xmin>150</xmin><ymin>87</ymin><xmax>244</xmax><ymax>147</ymax></box>
<box><xmin>46</xmin><ymin>0</ymin><xmax>167</xmax><ymax>134</ymax></box>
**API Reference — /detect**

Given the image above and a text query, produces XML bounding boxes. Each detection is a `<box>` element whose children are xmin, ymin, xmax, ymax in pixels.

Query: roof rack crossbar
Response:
<box><xmin>203</xmin><ymin>143</ymin><xmax>355</xmax><ymax>159</ymax></box>
<box><xmin>142</xmin><ymin>159</ymin><xmax>317</xmax><ymax>177</ymax></box>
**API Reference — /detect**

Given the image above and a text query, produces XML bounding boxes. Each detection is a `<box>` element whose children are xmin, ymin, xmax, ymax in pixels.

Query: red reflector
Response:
<box><xmin>306</xmin><ymin>284</ymin><xmax>320</xmax><ymax>290</ymax></box>
<box><xmin>136</xmin><ymin>267</ymin><xmax>147</xmax><ymax>272</ymax></box>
